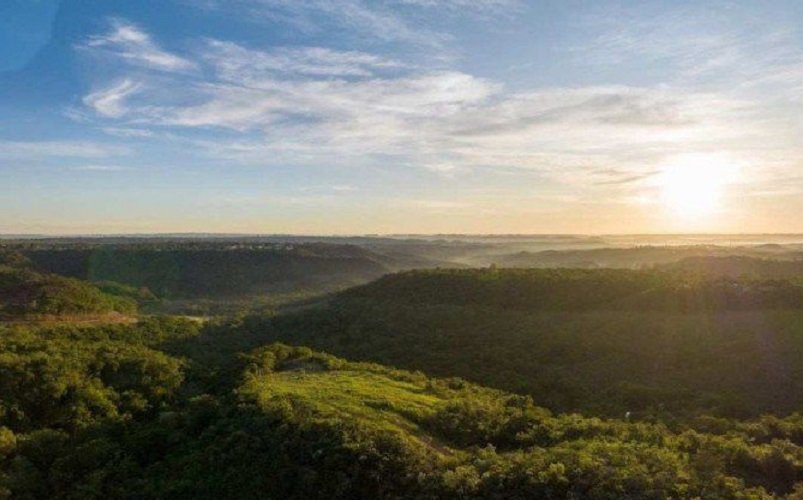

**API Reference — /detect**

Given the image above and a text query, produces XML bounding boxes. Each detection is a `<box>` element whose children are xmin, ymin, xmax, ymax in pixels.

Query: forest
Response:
<box><xmin>2</xmin><ymin>238</ymin><xmax>803</xmax><ymax>498</ymax></box>
<box><xmin>0</xmin><ymin>260</ymin><xmax>136</xmax><ymax>321</ymax></box>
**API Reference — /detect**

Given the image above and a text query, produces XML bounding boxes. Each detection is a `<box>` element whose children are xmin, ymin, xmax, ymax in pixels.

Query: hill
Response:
<box><xmin>0</xmin><ymin>264</ymin><xmax>136</xmax><ymax>321</ymax></box>
<box><xmin>0</xmin><ymin>242</ymin><xmax>400</xmax><ymax>315</ymax></box>
<box><xmin>15</xmin><ymin>243</ymin><xmax>390</xmax><ymax>299</ymax></box>
<box><xmin>242</xmin><ymin>268</ymin><xmax>803</xmax><ymax>420</ymax></box>
<box><xmin>488</xmin><ymin>245</ymin><xmax>803</xmax><ymax>269</ymax></box>
<box><xmin>662</xmin><ymin>256</ymin><xmax>803</xmax><ymax>281</ymax></box>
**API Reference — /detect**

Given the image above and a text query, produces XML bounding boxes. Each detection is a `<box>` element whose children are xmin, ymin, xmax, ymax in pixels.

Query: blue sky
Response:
<box><xmin>1</xmin><ymin>0</ymin><xmax>802</xmax><ymax>234</ymax></box>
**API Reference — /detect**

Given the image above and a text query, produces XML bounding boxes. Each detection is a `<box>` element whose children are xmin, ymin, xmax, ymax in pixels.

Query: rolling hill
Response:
<box><xmin>242</xmin><ymin>268</ymin><xmax>803</xmax><ymax>420</ymax></box>
<box><xmin>0</xmin><ymin>264</ymin><xmax>136</xmax><ymax>321</ymax></box>
<box><xmin>17</xmin><ymin>243</ymin><xmax>391</xmax><ymax>299</ymax></box>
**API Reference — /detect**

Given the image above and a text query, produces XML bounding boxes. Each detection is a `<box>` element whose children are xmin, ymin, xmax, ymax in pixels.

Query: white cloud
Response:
<box><xmin>573</xmin><ymin>4</ymin><xmax>803</xmax><ymax>96</ymax></box>
<box><xmin>84</xmin><ymin>19</ymin><xmax>196</xmax><ymax>72</ymax></box>
<box><xmin>393</xmin><ymin>0</ymin><xmax>518</xmax><ymax>11</ymax></box>
<box><xmin>194</xmin><ymin>0</ymin><xmax>517</xmax><ymax>47</ymax></box>
<box><xmin>205</xmin><ymin>40</ymin><xmax>405</xmax><ymax>78</ymax></box>
<box><xmin>83</xmin><ymin>79</ymin><xmax>142</xmax><ymax>118</ymax></box>
<box><xmin>71</xmin><ymin>164</ymin><xmax>134</xmax><ymax>172</ymax></box>
<box><xmin>0</xmin><ymin>141</ymin><xmax>128</xmax><ymax>159</ymax></box>
<box><xmin>101</xmin><ymin>127</ymin><xmax>154</xmax><ymax>138</ymax></box>
<box><xmin>203</xmin><ymin>0</ymin><xmax>446</xmax><ymax>48</ymax></box>
<box><xmin>406</xmin><ymin>199</ymin><xmax>472</xmax><ymax>210</ymax></box>
<box><xmin>86</xmin><ymin>36</ymin><xmax>496</xmax><ymax>134</ymax></box>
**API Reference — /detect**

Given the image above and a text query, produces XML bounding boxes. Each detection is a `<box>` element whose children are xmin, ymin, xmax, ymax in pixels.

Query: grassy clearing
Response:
<box><xmin>243</xmin><ymin>363</ymin><xmax>459</xmax><ymax>456</ymax></box>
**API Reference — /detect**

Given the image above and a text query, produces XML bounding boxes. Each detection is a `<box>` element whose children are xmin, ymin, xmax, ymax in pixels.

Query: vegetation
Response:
<box><xmin>14</xmin><ymin>243</ymin><xmax>389</xmax><ymax>299</ymax></box>
<box><xmin>662</xmin><ymin>256</ymin><xmax>803</xmax><ymax>281</ymax></box>
<box><xmin>3</xmin><ymin>339</ymin><xmax>803</xmax><ymax>498</ymax></box>
<box><xmin>341</xmin><ymin>268</ymin><xmax>803</xmax><ymax>311</ymax></box>
<box><xmin>0</xmin><ymin>242</ymin><xmax>398</xmax><ymax>315</ymax></box>
<box><xmin>0</xmin><ymin>265</ymin><xmax>136</xmax><ymax>320</ymax></box>
<box><xmin>5</xmin><ymin>241</ymin><xmax>803</xmax><ymax>497</ymax></box>
<box><xmin>0</xmin><ymin>319</ymin><xmax>193</xmax><ymax>433</ymax></box>
<box><xmin>488</xmin><ymin>245</ymin><xmax>803</xmax><ymax>270</ymax></box>
<box><xmin>243</xmin><ymin>269</ymin><xmax>803</xmax><ymax>420</ymax></box>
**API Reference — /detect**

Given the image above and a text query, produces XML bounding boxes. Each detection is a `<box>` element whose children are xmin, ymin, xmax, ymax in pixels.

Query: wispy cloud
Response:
<box><xmin>82</xmin><ymin>19</ymin><xmax>196</xmax><ymax>72</ymax></box>
<box><xmin>301</xmin><ymin>184</ymin><xmax>359</xmax><ymax>193</ymax></box>
<box><xmin>203</xmin><ymin>0</ymin><xmax>446</xmax><ymax>48</ymax></box>
<box><xmin>191</xmin><ymin>0</ymin><xmax>518</xmax><ymax>51</ymax></box>
<box><xmin>593</xmin><ymin>169</ymin><xmax>660</xmax><ymax>186</ymax></box>
<box><xmin>101</xmin><ymin>127</ymin><xmax>155</xmax><ymax>138</ymax></box>
<box><xmin>74</xmin><ymin>11</ymin><xmax>801</xmax><ymax>204</ymax></box>
<box><xmin>405</xmin><ymin>198</ymin><xmax>472</xmax><ymax>210</ymax></box>
<box><xmin>205</xmin><ymin>41</ymin><xmax>405</xmax><ymax>78</ymax></box>
<box><xmin>573</xmin><ymin>3</ymin><xmax>803</xmax><ymax>94</ymax></box>
<box><xmin>393</xmin><ymin>0</ymin><xmax>518</xmax><ymax>10</ymax></box>
<box><xmin>83</xmin><ymin>79</ymin><xmax>142</xmax><ymax>118</ymax></box>
<box><xmin>70</xmin><ymin>164</ymin><xmax>135</xmax><ymax>172</ymax></box>
<box><xmin>0</xmin><ymin>141</ymin><xmax>128</xmax><ymax>159</ymax></box>
<box><xmin>80</xmin><ymin>37</ymin><xmax>759</xmax><ymax>183</ymax></box>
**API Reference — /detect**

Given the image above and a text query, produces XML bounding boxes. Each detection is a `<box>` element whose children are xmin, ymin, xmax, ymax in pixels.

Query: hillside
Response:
<box><xmin>662</xmin><ymin>256</ymin><xmax>803</xmax><ymax>280</ymax></box>
<box><xmin>488</xmin><ymin>245</ymin><xmax>803</xmax><ymax>269</ymax></box>
<box><xmin>338</xmin><ymin>268</ymin><xmax>803</xmax><ymax>311</ymax></box>
<box><xmin>243</xmin><ymin>269</ymin><xmax>803</xmax><ymax>420</ymax></box>
<box><xmin>15</xmin><ymin>243</ymin><xmax>390</xmax><ymax>299</ymax></box>
<box><xmin>0</xmin><ymin>265</ymin><xmax>136</xmax><ymax>321</ymax></box>
<box><xmin>3</xmin><ymin>335</ymin><xmax>801</xmax><ymax>498</ymax></box>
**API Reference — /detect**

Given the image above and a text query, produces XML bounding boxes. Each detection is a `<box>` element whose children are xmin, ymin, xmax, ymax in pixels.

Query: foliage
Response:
<box><xmin>662</xmin><ymin>256</ymin><xmax>803</xmax><ymax>281</ymax></box>
<box><xmin>241</xmin><ymin>269</ymin><xmax>803</xmax><ymax>420</ymax></box>
<box><xmin>0</xmin><ymin>266</ymin><xmax>136</xmax><ymax>320</ymax></box>
<box><xmin>4</xmin><ymin>264</ymin><xmax>803</xmax><ymax>497</ymax></box>
<box><xmin>4</xmin><ymin>343</ymin><xmax>803</xmax><ymax>498</ymax></box>
<box><xmin>340</xmin><ymin>268</ymin><xmax>803</xmax><ymax>311</ymax></box>
<box><xmin>15</xmin><ymin>243</ymin><xmax>389</xmax><ymax>299</ymax></box>
<box><xmin>0</xmin><ymin>318</ymin><xmax>197</xmax><ymax>432</ymax></box>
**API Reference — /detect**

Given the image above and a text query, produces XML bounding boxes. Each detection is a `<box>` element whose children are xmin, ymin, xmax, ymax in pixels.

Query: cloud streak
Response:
<box><xmin>83</xmin><ymin>79</ymin><xmax>143</xmax><ymax>118</ymax></box>
<box><xmin>0</xmin><ymin>141</ymin><xmax>128</xmax><ymax>159</ymax></box>
<box><xmin>205</xmin><ymin>41</ymin><xmax>406</xmax><ymax>78</ymax></box>
<box><xmin>83</xmin><ymin>19</ymin><xmax>196</xmax><ymax>72</ymax></box>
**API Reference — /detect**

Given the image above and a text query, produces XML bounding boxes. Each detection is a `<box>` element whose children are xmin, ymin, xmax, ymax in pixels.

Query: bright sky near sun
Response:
<box><xmin>1</xmin><ymin>0</ymin><xmax>802</xmax><ymax>234</ymax></box>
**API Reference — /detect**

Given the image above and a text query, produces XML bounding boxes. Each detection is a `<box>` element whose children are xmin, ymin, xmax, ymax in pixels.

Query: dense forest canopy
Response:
<box><xmin>15</xmin><ymin>244</ymin><xmax>389</xmax><ymax>298</ymax></box>
<box><xmin>4</xmin><ymin>238</ymin><xmax>803</xmax><ymax>497</ymax></box>
<box><xmin>339</xmin><ymin>268</ymin><xmax>803</xmax><ymax>311</ymax></box>
<box><xmin>662</xmin><ymin>256</ymin><xmax>803</xmax><ymax>281</ymax></box>
<box><xmin>242</xmin><ymin>268</ymin><xmax>803</xmax><ymax>421</ymax></box>
<box><xmin>3</xmin><ymin>330</ymin><xmax>803</xmax><ymax>498</ymax></box>
<box><xmin>0</xmin><ymin>263</ymin><xmax>136</xmax><ymax>320</ymax></box>
<box><xmin>489</xmin><ymin>246</ymin><xmax>803</xmax><ymax>269</ymax></box>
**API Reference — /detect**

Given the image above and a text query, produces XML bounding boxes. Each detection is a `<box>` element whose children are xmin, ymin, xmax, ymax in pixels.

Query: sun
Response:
<box><xmin>657</xmin><ymin>154</ymin><xmax>738</xmax><ymax>219</ymax></box>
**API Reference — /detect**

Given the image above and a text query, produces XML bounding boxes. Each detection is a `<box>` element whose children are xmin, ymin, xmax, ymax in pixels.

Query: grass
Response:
<box><xmin>0</xmin><ymin>311</ymin><xmax>138</xmax><ymax>326</ymax></box>
<box><xmin>241</xmin><ymin>361</ymin><xmax>465</xmax><ymax>456</ymax></box>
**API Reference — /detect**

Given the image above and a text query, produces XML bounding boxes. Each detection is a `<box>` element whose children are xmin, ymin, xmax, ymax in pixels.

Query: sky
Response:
<box><xmin>1</xmin><ymin>0</ymin><xmax>802</xmax><ymax>235</ymax></box>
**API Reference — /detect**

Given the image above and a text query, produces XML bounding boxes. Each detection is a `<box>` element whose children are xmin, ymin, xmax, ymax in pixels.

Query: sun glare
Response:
<box><xmin>658</xmin><ymin>154</ymin><xmax>738</xmax><ymax>219</ymax></box>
